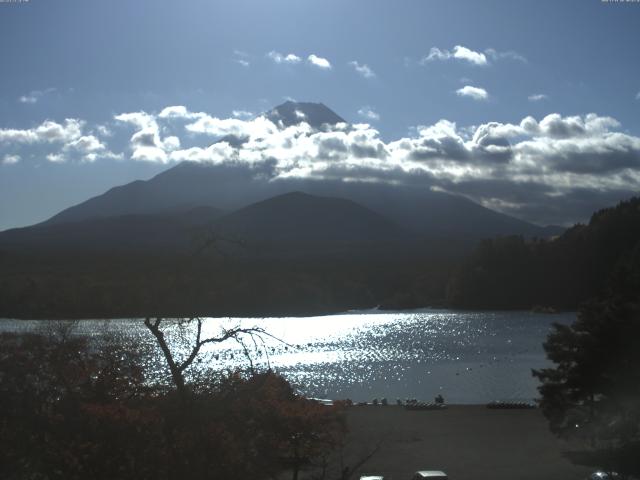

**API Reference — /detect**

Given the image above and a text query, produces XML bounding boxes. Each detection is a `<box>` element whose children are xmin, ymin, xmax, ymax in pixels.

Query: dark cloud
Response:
<box><xmin>315</xmin><ymin>135</ymin><xmax>348</xmax><ymax>160</ymax></box>
<box><xmin>350</xmin><ymin>141</ymin><xmax>387</xmax><ymax>159</ymax></box>
<box><xmin>409</xmin><ymin>136</ymin><xmax>470</xmax><ymax>162</ymax></box>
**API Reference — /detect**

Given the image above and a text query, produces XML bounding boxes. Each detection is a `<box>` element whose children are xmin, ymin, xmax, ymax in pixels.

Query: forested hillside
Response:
<box><xmin>447</xmin><ymin>197</ymin><xmax>640</xmax><ymax>310</ymax></box>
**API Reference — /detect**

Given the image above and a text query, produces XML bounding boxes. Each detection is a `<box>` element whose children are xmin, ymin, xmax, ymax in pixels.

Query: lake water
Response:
<box><xmin>0</xmin><ymin>309</ymin><xmax>575</xmax><ymax>404</ymax></box>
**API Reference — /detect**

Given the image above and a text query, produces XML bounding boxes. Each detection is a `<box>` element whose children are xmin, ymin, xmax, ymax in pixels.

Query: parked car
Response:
<box><xmin>588</xmin><ymin>472</ymin><xmax>619</xmax><ymax>479</ymax></box>
<box><xmin>359</xmin><ymin>476</ymin><xmax>384</xmax><ymax>480</ymax></box>
<box><xmin>412</xmin><ymin>471</ymin><xmax>448</xmax><ymax>480</ymax></box>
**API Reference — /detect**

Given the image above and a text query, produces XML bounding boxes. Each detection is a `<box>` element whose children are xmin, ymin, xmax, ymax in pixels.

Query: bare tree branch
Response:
<box><xmin>144</xmin><ymin>317</ymin><xmax>290</xmax><ymax>401</ymax></box>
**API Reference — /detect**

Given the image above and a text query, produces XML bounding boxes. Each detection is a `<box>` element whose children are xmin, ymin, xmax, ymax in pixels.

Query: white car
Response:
<box><xmin>588</xmin><ymin>472</ymin><xmax>619</xmax><ymax>480</ymax></box>
<box><xmin>359</xmin><ymin>477</ymin><xmax>384</xmax><ymax>480</ymax></box>
<box><xmin>412</xmin><ymin>471</ymin><xmax>448</xmax><ymax>480</ymax></box>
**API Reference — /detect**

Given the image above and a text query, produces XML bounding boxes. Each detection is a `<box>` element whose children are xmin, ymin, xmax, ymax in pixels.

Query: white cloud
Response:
<box><xmin>17</xmin><ymin>88</ymin><xmax>56</xmax><ymax>104</ymax></box>
<box><xmin>522</xmin><ymin>113</ymin><xmax>620</xmax><ymax>139</ymax></box>
<box><xmin>58</xmin><ymin>134</ymin><xmax>121</xmax><ymax>162</ymax></box>
<box><xmin>233</xmin><ymin>50</ymin><xmax>250</xmax><ymax>67</ymax></box>
<box><xmin>114</xmin><ymin>111</ymin><xmax>155</xmax><ymax>130</ymax></box>
<box><xmin>158</xmin><ymin>105</ymin><xmax>204</xmax><ymax>120</ymax></box>
<box><xmin>95</xmin><ymin>125</ymin><xmax>113</xmax><ymax>137</ymax></box>
<box><xmin>46</xmin><ymin>153</ymin><xmax>66</xmax><ymax>163</ymax></box>
<box><xmin>0</xmin><ymin>119</ymin><xmax>83</xmax><ymax>144</ymax></box>
<box><xmin>0</xmin><ymin>128</ymin><xmax>35</xmax><ymax>144</ymax></box>
<box><xmin>169</xmin><ymin>142</ymin><xmax>237</xmax><ymax>164</ymax></box>
<box><xmin>307</xmin><ymin>54</ymin><xmax>332</xmax><ymax>69</ymax></box>
<box><xmin>452</xmin><ymin>46</ymin><xmax>488</xmax><ymax>66</ymax></box>
<box><xmin>2</xmin><ymin>154</ymin><xmax>20</xmax><ymax>165</ymax></box>
<box><xmin>358</xmin><ymin>107</ymin><xmax>380</xmax><ymax>121</ymax></box>
<box><xmin>528</xmin><ymin>93</ymin><xmax>549</xmax><ymax>102</ymax></box>
<box><xmin>456</xmin><ymin>85</ymin><xmax>489</xmax><ymax>101</ymax></box>
<box><xmin>185</xmin><ymin>113</ymin><xmax>278</xmax><ymax>139</ymax></box>
<box><xmin>423</xmin><ymin>45</ymin><xmax>487</xmax><ymax>66</ymax></box>
<box><xmin>36</xmin><ymin>119</ymin><xmax>84</xmax><ymax>142</ymax></box>
<box><xmin>284</xmin><ymin>53</ymin><xmax>302</xmax><ymax>63</ymax></box>
<box><xmin>116</xmin><ymin>111</ymin><xmax>181</xmax><ymax>163</ymax></box>
<box><xmin>232</xmin><ymin>110</ymin><xmax>253</xmax><ymax>119</ymax></box>
<box><xmin>636</xmin><ymin>91</ymin><xmax>640</xmax><ymax>100</ymax></box>
<box><xmin>421</xmin><ymin>46</ymin><xmax>526</xmax><ymax>66</ymax></box>
<box><xmin>66</xmin><ymin>135</ymin><xmax>106</xmax><ymax>153</ymax></box>
<box><xmin>0</xmin><ymin>117</ymin><xmax>123</xmax><ymax>163</ymax></box>
<box><xmin>484</xmin><ymin>48</ymin><xmax>527</xmax><ymax>63</ymax></box>
<box><xmin>267</xmin><ymin>51</ymin><xmax>302</xmax><ymax>64</ymax></box>
<box><xmin>18</xmin><ymin>95</ymin><xmax>38</xmax><ymax>104</ymax></box>
<box><xmin>349</xmin><ymin>61</ymin><xmax>376</xmax><ymax>78</ymax></box>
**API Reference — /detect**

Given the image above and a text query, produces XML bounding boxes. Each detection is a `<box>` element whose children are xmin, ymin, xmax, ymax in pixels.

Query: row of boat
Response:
<box><xmin>486</xmin><ymin>401</ymin><xmax>536</xmax><ymax>409</ymax></box>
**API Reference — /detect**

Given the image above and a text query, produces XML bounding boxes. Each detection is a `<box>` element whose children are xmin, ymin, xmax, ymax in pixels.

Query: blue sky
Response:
<box><xmin>1</xmin><ymin>0</ymin><xmax>640</xmax><ymax>230</ymax></box>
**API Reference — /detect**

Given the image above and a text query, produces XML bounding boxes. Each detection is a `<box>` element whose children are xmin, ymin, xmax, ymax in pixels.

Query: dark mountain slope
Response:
<box><xmin>213</xmin><ymin>191</ymin><xmax>410</xmax><ymax>244</ymax></box>
<box><xmin>41</xmin><ymin>160</ymin><xmax>561</xmax><ymax>243</ymax></box>
<box><xmin>0</xmin><ymin>192</ymin><xmax>412</xmax><ymax>257</ymax></box>
<box><xmin>42</xmin><ymin>162</ymin><xmax>253</xmax><ymax>224</ymax></box>
<box><xmin>0</xmin><ymin>193</ymin><xmax>446</xmax><ymax>318</ymax></box>
<box><xmin>292</xmin><ymin>180</ymin><xmax>559</xmax><ymax>239</ymax></box>
<box><xmin>0</xmin><ymin>206</ymin><xmax>223</xmax><ymax>254</ymax></box>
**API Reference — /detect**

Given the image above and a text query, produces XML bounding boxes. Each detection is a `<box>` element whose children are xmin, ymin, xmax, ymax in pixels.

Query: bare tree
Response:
<box><xmin>143</xmin><ymin>316</ymin><xmax>275</xmax><ymax>401</ymax></box>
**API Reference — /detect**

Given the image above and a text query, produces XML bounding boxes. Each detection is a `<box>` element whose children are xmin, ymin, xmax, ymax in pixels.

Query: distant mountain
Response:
<box><xmin>213</xmin><ymin>191</ymin><xmax>409</xmax><ymax>246</ymax></box>
<box><xmin>0</xmin><ymin>192</ymin><xmax>412</xmax><ymax>256</ymax></box>
<box><xmin>294</xmin><ymin>180</ymin><xmax>562</xmax><ymax>240</ymax></box>
<box><xmin>0</xmin><ymin>206</ymin><xmax>223</xmax><ymax>253</ymax></box>
<box><xmin>42</xmin><ymin>161</ymin><xmax>242</xmax><ymax>225</ymax></box>
<box><xmin>34</xmin><ymin>101</ymin><xmax>562</xmax><ymax>243</ymax></box>
<box><xmin>42</xmin><ymin>161</ymin><xmax>561</xmax><ymax>242</ymax></box>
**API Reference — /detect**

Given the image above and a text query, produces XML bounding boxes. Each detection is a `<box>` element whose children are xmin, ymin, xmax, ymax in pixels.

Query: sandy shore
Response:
<box><xmin>342</xmin><ymin>405</ymin><xmax>592</xmax><ymax>480</ymax></box>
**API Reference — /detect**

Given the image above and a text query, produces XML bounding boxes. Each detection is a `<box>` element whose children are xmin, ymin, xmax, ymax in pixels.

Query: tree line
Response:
<box><xmin>447</xmin><ymin>197</ymin><xmax>640</xmax><ymax>310</ymax></box>
<box><xmin>526</xmin><ymin>198</ymin><xmax>640</xmax><ymax>477</ymax></box>
<box><xmin>0</xmin><ymin>319</ymin><xmax>378</xmax><ymax>480</ymax></box>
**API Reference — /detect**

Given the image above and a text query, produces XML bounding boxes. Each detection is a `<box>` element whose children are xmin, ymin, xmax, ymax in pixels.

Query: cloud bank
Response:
<box><xmin>2</xmin><ymin>106</ymin><xmax>640</xmax><ymax>225</ymax></box>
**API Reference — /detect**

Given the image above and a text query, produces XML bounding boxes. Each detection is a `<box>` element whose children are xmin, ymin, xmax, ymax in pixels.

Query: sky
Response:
<box><xmin>1</xmin><ymin>0</ymin><xmax>640</xmax><ymax>230</ymax></box>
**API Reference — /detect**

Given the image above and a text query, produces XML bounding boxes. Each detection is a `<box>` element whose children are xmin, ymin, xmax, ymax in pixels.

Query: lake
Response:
<box><xmin>0</xmin><ymin>309</ymin><xmax>575</xmax><ymax>404</ymax></box>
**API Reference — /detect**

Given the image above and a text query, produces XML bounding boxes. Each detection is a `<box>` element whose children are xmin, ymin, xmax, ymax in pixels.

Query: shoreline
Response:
<box><xmin>344</xmin><ymin>405</ymin><xmax>592</xmax><ymax>480</ymax></box>
<box><xmin>0</xmin><ymin>306</ymin><xmax>576</xmax><ymax>322</ymax></box>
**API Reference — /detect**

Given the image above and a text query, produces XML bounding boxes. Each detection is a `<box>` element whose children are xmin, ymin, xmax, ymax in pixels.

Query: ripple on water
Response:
<box><xmin>0</xmin><ymin>309</ymin><xmax>575</xmax><ymax>403</ymax></box>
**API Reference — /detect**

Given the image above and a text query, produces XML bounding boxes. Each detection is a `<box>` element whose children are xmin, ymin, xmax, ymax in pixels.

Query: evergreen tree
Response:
<box><xmin>533</xmin><ymin>240</ymin><xmax>640</xmax><ymax>475</ymax></box>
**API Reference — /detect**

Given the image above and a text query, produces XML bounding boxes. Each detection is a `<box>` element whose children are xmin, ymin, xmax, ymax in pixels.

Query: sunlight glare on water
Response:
<box><xmin>0</xmin><ymin>309</ymin><xmax>575</xmax><ymax>404</ymax></box>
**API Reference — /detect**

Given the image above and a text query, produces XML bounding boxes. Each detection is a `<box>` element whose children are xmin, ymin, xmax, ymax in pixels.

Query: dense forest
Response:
<box><xmin>0</xmin><ymin>248</ymin><xmax>454</xmax><ymax>319</ymax></box>
<box><xmin>2</xmin><ymin>196</ymin><xmax>639</xmax><ymax>318</ymax></box>
<box><xmin>531</xmin><ymin>207</ymin><xmax>640</xmax><ymax>477</ymax></box>
<box><xmin>447</xmin><ymin>197</ymin><xmax>640</xmax><ymax>310</ymax></box>
<box><xmin>0</xmin><ymin>190</ymin><xmax>465</xmax><ymax>319</ymax></box>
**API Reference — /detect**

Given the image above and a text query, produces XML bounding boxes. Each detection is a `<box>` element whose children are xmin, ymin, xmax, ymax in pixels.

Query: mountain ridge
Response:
<box><xmin>30</xmin><ymin>101</ymin><xmax>563</xmax><ymax>242</ymax></box>
<box><xmin>0</xmin><ymin>192</ymin><xmax>416</xmax><ymax>256</ymax></box>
